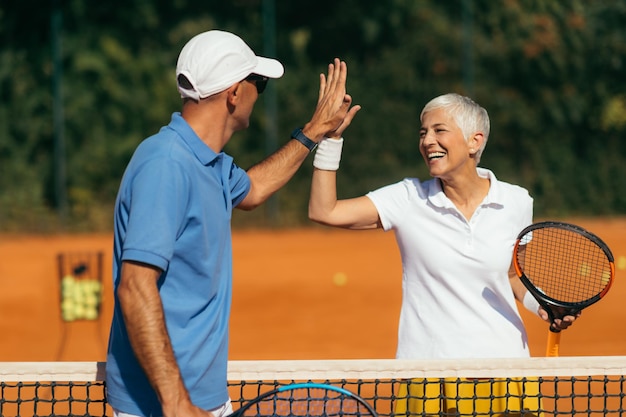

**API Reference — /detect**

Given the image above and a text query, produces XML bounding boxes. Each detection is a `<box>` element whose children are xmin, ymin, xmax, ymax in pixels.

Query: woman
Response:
<box><xmin>308</xmin><ymin>93</ymin><xmax>578</xmax><ymax>416</ymax></box>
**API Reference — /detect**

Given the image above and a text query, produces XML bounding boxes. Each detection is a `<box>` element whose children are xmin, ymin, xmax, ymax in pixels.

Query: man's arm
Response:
<box><xmin>238</xmin><ymin>58</ymin><xmax>359</xmax><ymax>210</ymax></box>
<box><xmin>117</xmin><ymin>261</ymin><xmax>212</xmax><ymax>417</ymax></box>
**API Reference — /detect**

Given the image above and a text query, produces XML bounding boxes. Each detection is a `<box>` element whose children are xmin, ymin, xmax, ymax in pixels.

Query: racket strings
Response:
<box><xmin>517</xmin><ymin>227</ymin><xmax>612</xmax><ymax>303</ymax></box>
<box><xmin>250</xmin><ymin>388</ymin><xmax>370</xmax><ymax>417</ymax></box>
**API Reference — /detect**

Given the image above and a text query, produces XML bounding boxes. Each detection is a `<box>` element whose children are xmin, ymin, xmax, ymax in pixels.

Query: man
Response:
<box><xmin>106</xmin><ymin>30</ymin><xmax>359</xmax><ymax>417</ymax></box>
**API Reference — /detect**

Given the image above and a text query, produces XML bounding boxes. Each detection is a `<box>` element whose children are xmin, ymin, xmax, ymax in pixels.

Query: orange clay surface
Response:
<box><xmin>1</xmin><ymin>218</ymin><xmax>625</xmax><ymax>362</ymax></box>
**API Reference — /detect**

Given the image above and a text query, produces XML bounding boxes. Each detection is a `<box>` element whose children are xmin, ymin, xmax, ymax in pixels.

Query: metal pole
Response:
<box><xmin>462</xmin><ymin>0</ymin><xmax>475</xmax><ymax>97</ymax></box>
<box><xmin>52</xmin><ymin>0</ymin><xmax>67</xmax><ymax>222</ymax></box>
<box><xmin>262</xmin><ymin>0</ymin><xmax>279</xmax><ymax>225</ymax></box>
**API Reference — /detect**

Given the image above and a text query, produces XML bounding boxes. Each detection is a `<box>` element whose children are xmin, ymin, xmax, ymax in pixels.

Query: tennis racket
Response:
<box><xmin>513</xmin><ymin>221</ymin><xmax>615</xmax><ymax>357</ymax></box>
<box><xmin>228</xmin><ymin>382</ymin><xmax>378</xmax><ymax>417</ymax></box>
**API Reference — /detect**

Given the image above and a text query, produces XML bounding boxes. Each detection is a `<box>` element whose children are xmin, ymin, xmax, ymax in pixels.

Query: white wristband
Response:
<box><xmin>522</xmin><ymin>291</ymin><xmax>541</xmax><ymax>316</ymax></box>
<box><xmin>313</xmin><ymin>137</ymin><xmax>344</xmax><ymax>171</ymax></box>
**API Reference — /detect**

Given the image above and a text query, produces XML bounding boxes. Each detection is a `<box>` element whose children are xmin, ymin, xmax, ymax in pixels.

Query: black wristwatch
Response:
<box><xmin>291</xmin><ymin>127</ymin><xmax>318</xmax><ymax>152</ymax></box>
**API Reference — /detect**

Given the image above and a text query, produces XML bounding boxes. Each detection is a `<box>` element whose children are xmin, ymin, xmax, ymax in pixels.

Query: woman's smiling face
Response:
<box><xmin>419</xmin><ymin>107</ymin><xmax>473</xmax><ymax>179</ymax></box>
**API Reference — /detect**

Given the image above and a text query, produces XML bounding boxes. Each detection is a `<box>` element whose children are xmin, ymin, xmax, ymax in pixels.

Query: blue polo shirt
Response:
<box><xmin>106</xmin><ymin>112</ymin><xmax>251</xmax><ymax>416</ymax></box>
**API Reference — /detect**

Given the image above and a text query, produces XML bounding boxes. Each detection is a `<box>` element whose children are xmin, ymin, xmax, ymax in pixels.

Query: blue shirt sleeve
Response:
<box><xmin>228</xmin><ymin>161</ymin><xmax>251</xmax><ymax>207</ymax></box>
<box><xmin>122</xmin><ymin>157</ymin><xmax>190</xmax><ymax>271</ymax></box>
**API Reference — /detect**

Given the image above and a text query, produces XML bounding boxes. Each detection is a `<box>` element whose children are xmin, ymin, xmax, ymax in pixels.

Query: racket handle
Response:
<box><xmin>546</xmin><ymin>329</ymin><xmax>561</xmax><ymax>357</ymax></box>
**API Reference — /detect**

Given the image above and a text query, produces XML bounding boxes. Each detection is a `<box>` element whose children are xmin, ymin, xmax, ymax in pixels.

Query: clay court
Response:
<box><xmin>0</xmin><ymin>218</ymin><xmax>625</xmax><ymax>363</ymax></box>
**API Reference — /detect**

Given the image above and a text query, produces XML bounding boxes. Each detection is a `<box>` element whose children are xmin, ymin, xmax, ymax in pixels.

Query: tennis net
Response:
<box><xmin>1</xmin><ymin>357</ymin><xmax>625</xmax><ymax>416</ymax></box>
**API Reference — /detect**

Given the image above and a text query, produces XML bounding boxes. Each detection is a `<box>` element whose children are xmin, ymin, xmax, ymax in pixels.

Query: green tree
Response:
<box><xmin>0</xmin><ymin>0</ymin><xmax>625</xmax><ymax>232</ymax></box>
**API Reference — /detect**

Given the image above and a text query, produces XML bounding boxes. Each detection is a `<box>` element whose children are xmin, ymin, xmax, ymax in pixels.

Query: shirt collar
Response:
<box><xmin>167</xmin><ymin>112</ymin><xmax>220</xmax><ymax>166</ymax></box>
<box><xmin>427</xmin><ymin>167</ymin><xmax>504</xmax><ymax>209</ymax></box>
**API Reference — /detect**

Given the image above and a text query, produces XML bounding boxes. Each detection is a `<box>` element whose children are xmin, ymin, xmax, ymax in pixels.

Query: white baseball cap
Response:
<box><xmin>176</xmin><ymin>30</ymin><xmax>285</xmax><ymax>100</ymax></box>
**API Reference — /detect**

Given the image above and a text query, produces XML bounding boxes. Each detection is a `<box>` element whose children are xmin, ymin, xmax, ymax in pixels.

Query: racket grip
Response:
<box><xmin>546</xmin><ymin>329</ymin><xmax>561</xmax><ymax>357</ymax></box>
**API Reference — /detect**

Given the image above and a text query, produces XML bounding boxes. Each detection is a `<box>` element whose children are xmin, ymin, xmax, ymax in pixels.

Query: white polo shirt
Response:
<box><xmin>367</xmin><ymin>168</ymin><xmax>533</xmax><ymax>359</ymax></box>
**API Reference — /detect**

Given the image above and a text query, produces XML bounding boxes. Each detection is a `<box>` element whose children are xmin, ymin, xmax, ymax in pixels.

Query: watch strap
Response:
<box><xmin>291</xmin><ymin>127</ymin><xmax>318</xmax><ymax>152</ymax></box>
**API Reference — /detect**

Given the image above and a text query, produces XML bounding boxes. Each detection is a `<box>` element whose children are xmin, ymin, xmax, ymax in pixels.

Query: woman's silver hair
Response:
<box><xmin>420</xmin><ymin>93</ymin><xmax>490</xmax><ymax>163</ymax></box>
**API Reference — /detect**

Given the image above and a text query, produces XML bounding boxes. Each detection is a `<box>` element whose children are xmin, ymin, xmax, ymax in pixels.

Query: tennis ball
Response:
<box><xmin>579</xmin><ymin>263</ymin><xmax>591</xmax><ymax>277</ymax></box>
<box><xmin>72</xmin><ymin>285</ymin><xmax>85</xmax><ymax>305</ymax></box>
<box><xmin>84</xmin><ymin>293</ymin><xmax>98</xmax><ymax>307</ymax></box>
<box><xmin>61</xmin><ymin>274</ymin><xmax>75</xmax><ymax>285</ymax></box>
<box><xmin>61</xmin><ymin>275</ymin><xmax>75</xmax><ymax>297</ymax></box>
<box><xmin>333</xmin><ymin>272</ymin><xmax>348</xmax><ymax>286</ymax></box>
<box><xmin>61</xmin><ymin>298</ymin><xmax>74</xmax><ymax>311</ymax></box>
<box><xmin>601</xmin><ymin>271</ymin><xmax>611</xmax><ymax>284</ymax></box>
<box><xmin>617</xmin><ymin>256</ymin><xmax>626</xmax><ymax>271</ymax></box>
<box><xmin>61</xmin><ymin>278</ymin><xmax>76</xmax><ymax>319</ymax></box>
<box><xmin>73</xmin><ymin>304</ymin><xmax>86</xmax><ymax>319</ymax></box>
<box><xmin>83</xmin><ymin>280</ymin><xmax>102</xmax><ymax>298</ymax></box>
<box><xmin>84</xmin><ymin>306</ymin><xmax>98</xmax><ymax>320</ymax></box>
<box><xmin>62</xmin><ymin>309</ymin><xmax>76</xmax><ymax>322</ymax></box>
<box><xmin>61</xmin><ymin>299</ymin><xmax>76</xmax><ymax>322</ymax></box>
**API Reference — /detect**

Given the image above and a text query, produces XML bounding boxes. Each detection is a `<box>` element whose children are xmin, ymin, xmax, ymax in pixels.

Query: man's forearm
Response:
<box><xmin>240</xmin><ymin>139</ymin><xmax>311</xmax><ymax>210</ymax></box>
<box><xmin>118</xmin><ymin>262</ymin><xmax>190</xmax><ymax>411</ymax></box>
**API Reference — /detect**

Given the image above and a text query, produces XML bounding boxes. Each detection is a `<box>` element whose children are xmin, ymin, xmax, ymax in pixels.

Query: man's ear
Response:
<box><xmin>226</xmin><ymin>82</ymin><xmax>242</xmax><ymax>106</ymax></box>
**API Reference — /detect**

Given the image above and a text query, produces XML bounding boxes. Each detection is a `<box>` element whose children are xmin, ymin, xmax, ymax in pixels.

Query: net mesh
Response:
<box><xmin>1</xmin><ymin>357</ymin><xmax>625</xmax><ymax>417</ymax></box>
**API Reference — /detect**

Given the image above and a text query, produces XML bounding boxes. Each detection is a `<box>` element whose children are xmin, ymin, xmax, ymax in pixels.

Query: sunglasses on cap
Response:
<box><xmin>245</xmin><ymin>74</ymin><xmax>269</xmax><ymax>94</ymax></box>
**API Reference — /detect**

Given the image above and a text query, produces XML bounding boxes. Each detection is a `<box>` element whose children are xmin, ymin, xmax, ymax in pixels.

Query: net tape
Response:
<box><xmin>1</xmin><ymin>357</ymin><xmax>625</xmax><ymax>416</ymax></box>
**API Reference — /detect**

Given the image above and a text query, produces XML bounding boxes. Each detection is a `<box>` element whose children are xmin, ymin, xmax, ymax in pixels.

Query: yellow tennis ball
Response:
<box><xmin>84</xmin><ymin>306</ymin><xmax>99</xmax><ymax>320</ymax></box>
<box><xmin>73</xmin><ymin>304</ymin><xmax>86</xmax><ymax>319</ymax></box>
<box><xmin>61</xmin><ymin>275</ymin><xmax>75</xmax><ymax>297</ymax></box>
<box><xmin>62</xmin><ymin>309</ymin><xmax>76</xmax><ymax>322</ymax></box>
<box><xmin>84</xmin><ymin>294</ymin><xmax>99</xmax><ymax>307</ymax></box>
<box><xmin>61</xmin><ymin>275</ymin><xmax>75</xmax><ymax>285</ymax></box>
<box><xmin>72</xmin><ymin>285</ymin><xmax>85</xmax><ymax>304</ymax></box>
<box><xmin>579</xmin><ymin>263</ymin><xmax>591</xmax><ymax>277</ymax></box>
<box><xmin>332</xmin><ymin>272</ymin><xmax>348</xmax><ymax>286</ymax></box>
<box><xmin>61</xmin><ymin>299</ymin><xmax>76</xmax><ymax>322</ymax></box>
<box><xmin>617</xmin><ymin>256</ymin><xmax>626</xmax><ymax>271</ymax></box>
<box><xmin>61</xmin><ymin>298</ymin><xmax>74</xmax><ymax>312</ymax></box>
<box><xmin>92</xmin><ymin>280</ymin><xmax>102</xmax><ymax>293</ymax></box>
<box><xmin>601</xmin><ymin>271</ymin><xmax>611</xmax><ymax>284</ymax></box>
